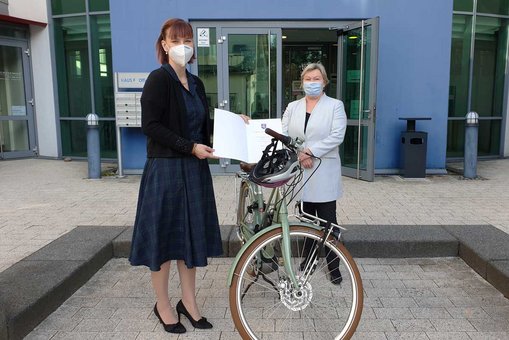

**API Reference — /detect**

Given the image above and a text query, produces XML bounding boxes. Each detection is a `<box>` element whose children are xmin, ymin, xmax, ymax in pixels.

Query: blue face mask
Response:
<box><xmin>303</xmin><ymin>81</ymin><xmax>323</xmax><ymax>96</ymax></box>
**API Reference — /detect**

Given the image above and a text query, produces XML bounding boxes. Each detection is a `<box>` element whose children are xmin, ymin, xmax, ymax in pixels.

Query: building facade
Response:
<box><xmin>0</xmin><ymin>0</ymin><xmax>507</xmax><ymax>181</ymax></box>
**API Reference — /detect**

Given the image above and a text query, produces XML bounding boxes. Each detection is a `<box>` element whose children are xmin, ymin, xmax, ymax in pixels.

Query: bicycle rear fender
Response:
<box><xmin>227</xmin><ymin>222</ymin><xmax>322</xmax><ymax>286</ymax></box>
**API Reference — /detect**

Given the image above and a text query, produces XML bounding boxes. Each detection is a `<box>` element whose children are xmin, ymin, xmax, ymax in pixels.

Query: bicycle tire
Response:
<box><xmin>230</xmin><ymin>225</ymin><xmax>363</xmax><ymax>340</ymax></box>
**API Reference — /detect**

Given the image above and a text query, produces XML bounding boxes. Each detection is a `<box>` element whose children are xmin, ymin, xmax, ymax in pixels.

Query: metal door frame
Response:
<box><xmin>0</xmin><ymin>38</ymin><xmax>37</xmax><ymax>159</ymax></box>
<box><xmin>337</xmin><ymin>17</ymin><xmax>379</xmax><ymax>181</ymax></box>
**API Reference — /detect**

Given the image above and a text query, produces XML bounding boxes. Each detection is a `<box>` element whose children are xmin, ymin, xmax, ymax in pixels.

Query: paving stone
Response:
<box><xmin>370</xmin><ymin>279</ymin><xmax>406</xmax><ymax>288</ymax></box>
<box><xmin>410</xmin><ymin>307</ymin><xmax>452</xmax><ymax>319</ymax></box>
<box><xmin>362</xmin><ymin>265</ymin><xmax>395</xmax><ymax>272</ymax></box>
<box><xmin>391</xmin><ymin>319</ymin><xmax>435</xmax><ymax>332</ymax></box>
<box><xmin>73</xmin><ymin>318</ymin><xmax>120</xmax><ymax>332</ymax></box>
<box><xmin>414</xmin><ymin>297</ymin><xmax>454</xmax><ymax>308</ymax></box>
<box><xmin>380</xmin><ymin>297</ymin><xmax>418</xmax><ymax>308</ymax></box>
<box><xmin>387</xmin><ymin>272</ymin><xmax>421</xmax><ymax>280</ymax></box>
<box><xmin>262</xmin><ymin>332</ymin><xmax>304</xmax><ymax>339</ymax></box>
<box><xmin>94</xmin><ymin>332</ymin><xmax>139</xmax><ymax>339</ymax></box>
<box><xmin>372</xmin><ymin>307</ymin><xmax>412</xmax><ymax>319</ymax></box>
<box><xmin>397</xmin><ymin>288</ymin><xmax>435</xmax><ymax>298</ymax></box>
<box><xmin>482</xmin><ymin>306</ymin><xmax>509</xmax><ymax>319</ymax></box>
<box><xmin>350</xmin><ymin>332</ymin><xmax>387</xmax><ymax>340</ymax></box>
<box><xmin>402</xmin><ymin>279</ymin><xmax>438</xmax><ymax>288</ymax></box>
<box><xmin>430</xmin><ymin>288</ymin><xmax>469</xmax><ymax>297</ymax></box>
<box><xmin>445</xmin><ymin>307</ymin><xmax>490</xmax><ymax>319</ymax></box>
<box><xmin>449</xmin><ymin>296</ymin><xmax>509</xmax><ymax>308</ymax></box>
<box><xmin>468</xmin><ymin>318</ymin><xmax>509</xmax><ymax>332</ymax></box>
<box><xmin>136</xmin><ymin>331</ymin><xmax>180</xmax><ymax>339</ymax></box>
<box><xmin>425</xmin><ymin>332</ymin><xmax>471</xmax><ymax>340</ymax></box>
<box><xmin>51</xmin><ymin>331</ymin><xmax>96</xmax><ymax>339</ymax></box>
<box><xmin>114</xmin><ymin>318</ymin><xmax>157</xmax><ymax>332</ymax></box>
<box><xmin>390</xmin><ymin>265</ymin><xmax>424</xmax><ymax>272</ymax></box>
<box><xmin>466</xmin><ymin>331</ymin><xmax>509</xmax><ymax>340</ymax></box>
<box><xmin>430</xmin><ymin>318</ymin><xmax>476</xmax><ymax>332</ymax></box>
<box><xmin>386</xmin><ymin>332</ymin><xmax>429</xmax><ymax>339</ymax></box>
<box><xmin>364</xmin><ymin>288</ymin><xmax>402</xmax><ymax>298</ymax></box>
<box><xmin>72</xmin><ymin>307</ymin><xmax>116</xmax><ymax>320</ymax></box>
<box><xmin>356</xmin><ymin>318</ymin><xmax>396</xmax><ymax>332</ymax></box>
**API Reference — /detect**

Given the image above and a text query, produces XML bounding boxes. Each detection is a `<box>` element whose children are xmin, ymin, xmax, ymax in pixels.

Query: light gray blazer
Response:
<box><xmin>282</xmin><ymin>94</ymin><xmax>347</xmax><ymax>202</ymax></box>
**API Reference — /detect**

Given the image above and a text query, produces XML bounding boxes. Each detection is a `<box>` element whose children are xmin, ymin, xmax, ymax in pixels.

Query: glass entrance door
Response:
<box><xmin>214</xmin><ymin>28</ymin><xmax>280</xmax><ymax>172</ymax></box>
<box><xmin>0</xmin><ymin>40</ymin><xmax>36</xmax><ymax>159</ymax></box>
<box><xmin>338</xmin><ymin>18</ymin><xmax>379</xmax><ymax>181</ymax></box>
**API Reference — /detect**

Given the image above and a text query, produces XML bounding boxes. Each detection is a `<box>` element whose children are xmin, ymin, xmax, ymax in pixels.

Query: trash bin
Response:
<box><xmin>399</xmin><ymin>117</ymin><xmax>431</xmax><ymax>178</ymax></box>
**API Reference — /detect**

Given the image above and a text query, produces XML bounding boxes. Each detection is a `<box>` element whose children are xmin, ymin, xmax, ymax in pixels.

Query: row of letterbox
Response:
<box><xmin>115</xmin><ymin>92</ymin><xmax>142</xmax><ymax>127</ymax></box>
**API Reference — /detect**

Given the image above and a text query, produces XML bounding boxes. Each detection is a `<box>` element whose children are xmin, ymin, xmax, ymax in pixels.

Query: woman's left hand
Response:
<box><xmin>239</xmin><ymin>114</ymin><xmax>250</xmax><ymax>124</ymax></box>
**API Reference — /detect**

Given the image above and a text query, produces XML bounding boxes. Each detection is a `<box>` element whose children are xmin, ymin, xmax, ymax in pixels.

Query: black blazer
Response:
<box><xmin>140</xmin><ymin>65</ymin><xmax>212</xmax><ymax>158</ymax></box>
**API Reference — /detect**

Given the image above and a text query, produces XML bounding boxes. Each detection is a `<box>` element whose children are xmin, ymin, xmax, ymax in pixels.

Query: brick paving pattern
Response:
<box><xmin>26</xmin><ymin>257</ymin><xmax>509</xmax><ymax>339</ymax></box>
<box><xmin>1</xmin><ymin>158</ymin><xmax>508</xmax><ymax>338</ymax></box>
<box><xmin>1</xmin><ymin>158</ymin><xmax>508</xmax><ymax>273</ymax></box>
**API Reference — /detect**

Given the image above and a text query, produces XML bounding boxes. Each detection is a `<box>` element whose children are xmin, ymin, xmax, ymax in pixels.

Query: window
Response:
<box><xmin>447</xmin><ymin>0</ymin><xmax>507</xmax><ymax>157</ymax></box>
<box><xmin>52</xmin><ymin>0</ymin><xmax>115</xmax><ymax>158</ymax></box>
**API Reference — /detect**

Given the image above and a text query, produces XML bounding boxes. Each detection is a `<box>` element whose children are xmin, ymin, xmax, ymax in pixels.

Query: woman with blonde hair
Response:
<box><xmin>282</xmin><ymin>62</ymin><xmax>347</xmax><ymax>284</ymax></box>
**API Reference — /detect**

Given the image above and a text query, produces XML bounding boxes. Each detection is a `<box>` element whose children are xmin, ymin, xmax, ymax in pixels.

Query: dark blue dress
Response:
<box><xmin>129</xmin><ymin>67</ymin><xmax>223</xmax><ymax>271</ymax></box>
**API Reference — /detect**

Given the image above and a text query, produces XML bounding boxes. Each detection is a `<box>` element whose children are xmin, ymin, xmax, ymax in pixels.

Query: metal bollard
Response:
<box><xmin>464</xmin><ymin>111</ymin><xmax>479</xmax><ymax>179</ymax></box>
<box><xmin>86</xmin><ymin>113</ymin><xmax>101</xmax><ymax>179</ymax></box>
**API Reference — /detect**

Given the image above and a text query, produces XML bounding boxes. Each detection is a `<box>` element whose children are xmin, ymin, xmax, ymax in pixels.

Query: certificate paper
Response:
<box><xmin>213</xmin><ymin>109</ymin><xmax>283</xmax><ymax>163</ymax></box>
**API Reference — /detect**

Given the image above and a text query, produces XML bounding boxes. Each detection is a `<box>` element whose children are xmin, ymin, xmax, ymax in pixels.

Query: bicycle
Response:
<box><xmin>227</xmin><ymin>128</ymin><xmax>363</xmax><ymax>339</ymax></box>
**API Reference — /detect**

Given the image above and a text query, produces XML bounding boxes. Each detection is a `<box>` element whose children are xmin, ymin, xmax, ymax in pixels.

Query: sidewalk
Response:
<box><xmin>26</xmin><ymin>257</ymin><xmax>509</xmax><ymax>339</ymax></box>
<box><xmin>1</xmin><ymin>158</ymin><xmax>509</xmax><ymax>339</ymax></box>
<box><xmin>1</xmin><ymin>158</ymin><xmax>509</xmax><ymax>273</ymax></box>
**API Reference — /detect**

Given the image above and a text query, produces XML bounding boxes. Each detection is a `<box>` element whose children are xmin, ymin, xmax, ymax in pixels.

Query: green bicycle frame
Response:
<box><xmin>227</xmin><ymin>188</ymin><xmax>322</xmax><ymax>287</ymax></box>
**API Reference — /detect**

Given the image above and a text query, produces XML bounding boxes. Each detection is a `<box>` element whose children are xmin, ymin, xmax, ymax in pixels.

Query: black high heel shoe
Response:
<box><xmin>153</xmin><ymin>303</ymin><xmax>186</xmax><ymax>333</ymax></box>
<box><xmin>176</xmin><ymin>300</ymin><xmax>213</xmax><ymax>329</ymax></box>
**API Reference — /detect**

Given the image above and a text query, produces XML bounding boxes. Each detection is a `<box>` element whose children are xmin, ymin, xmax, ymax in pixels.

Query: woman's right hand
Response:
<box><xmin>192</xmin><ymin>143</ymin><xmax>218</xmax><ymax>159</ymax></box>
<box><xmin>299</xmin><ymin>148</ymin><xmax>314</xmax><ymax>168</ymax></box>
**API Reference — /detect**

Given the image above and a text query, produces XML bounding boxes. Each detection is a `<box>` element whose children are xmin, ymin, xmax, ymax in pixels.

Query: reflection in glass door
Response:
<box><xmin>221</xmin><ymin>29</ymin><xmax>279</xmax><ymax>119</ymax></box>
<box><xmin>338</xmin><ymin>19</ymin><xmax>378</xmax><ymax>181</ymax></box>
<box><xmin>0</xmin><ymin>41</ymin><xmax>35</xmax><ymax>159</ymax></box>
<box><xmin>215</xmin><ymin>28</ymin><xmax>280</xmax><ymax>172</ymax></box>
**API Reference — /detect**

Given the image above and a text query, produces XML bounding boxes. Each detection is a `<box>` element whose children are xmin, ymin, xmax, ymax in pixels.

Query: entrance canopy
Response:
<box><xmin>0</xmin><ymin>14</ymin><xmax>47</xmax><ymax>27</ymax></box>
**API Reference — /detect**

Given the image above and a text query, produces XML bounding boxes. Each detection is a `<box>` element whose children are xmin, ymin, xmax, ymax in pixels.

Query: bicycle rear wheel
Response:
<box><xmin>229</xmin><ymin>225</ymin><xmax>363</xmax><ymax>339</ymax></box>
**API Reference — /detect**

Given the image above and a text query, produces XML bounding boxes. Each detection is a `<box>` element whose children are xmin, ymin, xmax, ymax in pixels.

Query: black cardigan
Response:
<box><xmin>140</xmin><ymin>65</ymin><xmax>212</xmax><ymax>158</ymax></box>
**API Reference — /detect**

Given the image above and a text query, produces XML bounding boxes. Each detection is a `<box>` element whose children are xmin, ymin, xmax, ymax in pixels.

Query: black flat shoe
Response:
<box><xmin>154</xmin><ymin>303</ymin><xmax>186</xmax><ymax>333</ymax></box>
<box><xmin>176</xmin><ymin>300</ymin><xmax>213</xmax><ymax>329</ymax></box>
<box><xmin>327</xmin><ymin>250</ymin><xmax>343</xmax><ymax>285</ymax></box>
<box><xmin>329</xmin><ymin>267</ymin><xmax>343</xmax><ymax>285</ymax></box>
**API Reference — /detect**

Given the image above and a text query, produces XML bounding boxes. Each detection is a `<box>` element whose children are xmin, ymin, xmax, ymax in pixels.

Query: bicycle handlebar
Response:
<box><xmin>265</xmin><ymin>128</ymin><xmax>292</xmax><ymax>146</ymax></box>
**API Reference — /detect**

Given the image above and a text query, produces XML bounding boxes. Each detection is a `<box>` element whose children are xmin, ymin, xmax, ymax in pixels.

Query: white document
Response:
<box><xmin>213</xmin><ymin>108</ymin><xmax>283</xmax><ymax>163</ymax></box>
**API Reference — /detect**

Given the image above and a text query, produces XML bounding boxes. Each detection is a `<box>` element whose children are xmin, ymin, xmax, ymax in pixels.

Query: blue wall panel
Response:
<box><xmin>110</xmin><ymin>0</ymin><xmax>453</xmax><ymax>172</ymax></box>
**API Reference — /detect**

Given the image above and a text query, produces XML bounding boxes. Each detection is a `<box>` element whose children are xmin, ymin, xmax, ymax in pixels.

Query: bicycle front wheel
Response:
<box><xmin>230</xmin><ymin>225</ymin><xmax>363</xmax><ymax>340</ymax></box>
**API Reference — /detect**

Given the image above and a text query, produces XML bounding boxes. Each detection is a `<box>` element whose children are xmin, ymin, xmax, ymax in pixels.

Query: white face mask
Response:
<box><xmin>168</xmin><ymin>44</ymin><xmax>193</xmax><ymax>67</ymax></box>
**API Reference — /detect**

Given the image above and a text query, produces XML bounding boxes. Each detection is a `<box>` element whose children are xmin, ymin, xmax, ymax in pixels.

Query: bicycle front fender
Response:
<box><xmin>227</xmin><ymin>222</ymin><xmax>322</xmax><ymax>286</ymax></box>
